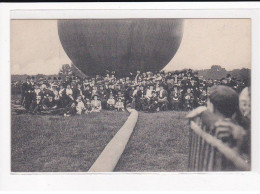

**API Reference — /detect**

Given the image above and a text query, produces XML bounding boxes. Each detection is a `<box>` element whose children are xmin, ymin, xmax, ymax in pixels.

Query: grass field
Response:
<box><xmin>11</xmin><ymin>111</ymin><xmax>129</xmax><ymax>172</ymax></box>
<box><xmin>11</xmin><ymin>97</ymin><xmax>189</xmax><ymax>172</ymax></box>
<box><xmin>115</xmin><ymin>111</ymin><xmax>189</xmax><ymax>172</ymax></box>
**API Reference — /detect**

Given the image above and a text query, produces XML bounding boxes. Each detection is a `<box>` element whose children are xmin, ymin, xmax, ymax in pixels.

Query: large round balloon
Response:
<box><xmin>58</xmin><ymin>19</ymin><xmax>183</xmax><ymax>76</ymax></box>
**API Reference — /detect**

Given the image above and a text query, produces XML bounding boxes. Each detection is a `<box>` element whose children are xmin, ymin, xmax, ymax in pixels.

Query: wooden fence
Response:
<box><xmin>187</xmin><ymin>109</ymin><xmax>250</xmax><ymax>171</ymax></box>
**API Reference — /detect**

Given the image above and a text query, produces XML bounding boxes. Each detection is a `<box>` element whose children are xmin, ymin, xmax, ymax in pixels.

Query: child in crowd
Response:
<box><xmin>76</xmin><ymin>95</ymin><xmax>86</xmax><ymax>115</ymax></box>
<box><xmin>91</xmin><ymin>95</ymin><xmax>102</xmax><ymax>112</ymax></box>
<box><xmin>115</xmin><ymin>98</ymin><xmax>125</xmax><ymax>111</ymax></box>
<box><xmin>107</xmin><ymin>94</ymin><xmax>115</xmax><ymax>110</ymax></box>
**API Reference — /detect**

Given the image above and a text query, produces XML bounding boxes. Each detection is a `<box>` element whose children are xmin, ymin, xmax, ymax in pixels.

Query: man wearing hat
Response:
<box><xmin>83</xmin><ymin>84</ymin><xmax>92</xmax><ymax>101</ymax></box>
<box><xmin>98</xmin><ymin>85</ymin><xmax>108</xmax><ymax>109</ymax></box>
<box><xmin>41</xmin><ymin>93</ymin><xmax>58</xmax><ymax>114</ymax></box>
<box><xmin>158</xmin><ymin>84</ymin><xmax>168</xmax><ymax>111</ymax></box>
<box><xmin>24</xmin><ymin>76</ymin><xmax>34</xmax><ymax>111</ymax></box>
<box><xmin>21</xmin><ymin>76</ymin><xmax>31</xmax><ymax>106</ymax></box>
<box><xmin>183</xmin><ymin>87</ymin><xmax>194</xmax><ymax>111</ymax></box>
<box><xmin>138</xmin><ymin>85</ymin><xmax>146</xmax><ymax>111</ymax></box>
<box><xmin>169</xmin><ymin>85</ymin><xmax>182</xmax><ymax>111</ymax></box>
<box><xmin>147</xmin><ymin>91</ymin><xmax>159</xmax><ymax>113</ymax></box>
<box><xmin>207</xmin><ymin>85</ymin><xmax>239</xmax><ymax>120</ymax></box>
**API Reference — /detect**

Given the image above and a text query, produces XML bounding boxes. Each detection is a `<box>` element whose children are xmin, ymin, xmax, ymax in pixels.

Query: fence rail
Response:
<box><xmin>188</xmin><ymin>110</ymin><xmax>250</xmax><ymax>171</ymax></box>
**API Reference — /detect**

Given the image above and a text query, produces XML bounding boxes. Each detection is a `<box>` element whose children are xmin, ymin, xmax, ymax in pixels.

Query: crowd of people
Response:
<box><xmin>12</xmin><ymin>69</ymin><xmax>249</xmax><ymax>117</ymax></box>
<box><xmin>12</xmin><ymin>69</ymin><xmax>251</xmax><ymax>166</ymax></box>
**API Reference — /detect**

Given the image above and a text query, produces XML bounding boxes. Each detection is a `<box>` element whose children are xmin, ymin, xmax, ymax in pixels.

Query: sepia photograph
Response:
<box><xmin>10</xmin><ymin>18</ymin><xmax>251</xmax><ymax>173</ymax></box>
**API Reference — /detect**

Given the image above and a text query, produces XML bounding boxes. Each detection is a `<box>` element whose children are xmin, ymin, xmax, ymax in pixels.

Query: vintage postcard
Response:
<box><xmin>1</xmin><ymin>3</ymin><xmax>260</xmax><ymax>191</ymax></box>
<box><xmin>10</xmin><ymin>18</ymin><xmax>251</xmax><ymax>172</ymax></box>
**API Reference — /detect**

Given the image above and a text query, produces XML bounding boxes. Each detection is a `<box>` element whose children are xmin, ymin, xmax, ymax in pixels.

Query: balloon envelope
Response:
<box><xmin>58</xmin><ymin>19</ymin><xmax>183</xmax><ymax>76</ymax></box>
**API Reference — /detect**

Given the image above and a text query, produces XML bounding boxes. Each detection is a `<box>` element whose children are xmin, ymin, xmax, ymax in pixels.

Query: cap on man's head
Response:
<box><xmin>208</xmin><ymin>85</ymin><xmax>239</xmax><ymax>118</ymax></box>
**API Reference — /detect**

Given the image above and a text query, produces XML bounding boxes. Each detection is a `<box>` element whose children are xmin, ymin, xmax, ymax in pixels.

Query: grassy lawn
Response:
<box><xmin>115</xmin><ymin>111</ymin><xmax>189</xmax><ymax>172</ymax></box>
<box><xmin>11</xmin><ymin>111</ymin><xmax>129</xmax><ymax>172</ymax></box>
<box><xmin>11</xmin><ymin>93</ymin><xmax>190</xmax><ymax>172</ymax></box>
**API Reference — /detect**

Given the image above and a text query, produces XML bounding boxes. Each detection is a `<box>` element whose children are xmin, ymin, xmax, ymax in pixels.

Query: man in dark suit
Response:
<box><xmin>158</xmin><ymin>84</ymin><xmax>168</xmax><ymax>111</ymax></box>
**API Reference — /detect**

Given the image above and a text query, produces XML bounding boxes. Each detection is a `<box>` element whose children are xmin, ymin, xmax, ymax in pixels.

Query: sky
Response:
<box><xmin>11</xmin><ymin>19</ymin><xmax>251</xmax><ymax>75</ymax></box>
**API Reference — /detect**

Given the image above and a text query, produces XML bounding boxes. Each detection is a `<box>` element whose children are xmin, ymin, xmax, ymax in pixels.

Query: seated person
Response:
<box><xmin>41</xmin><ymin>94</ymin><xmax>58</xmax><ymax>114</ymax></box>
<box><xmin>85</xmin><ymin>98</ymin><xmax>93</xmax><ymax>113</ymax></box>
<box><xmin>158</xmin><ymin>85</ymin><xmax>168</xmax><ymax>111</ymax></box>
<box><xmin>115</xmin><ymin>98</ymin><xmax>125</xmax><ymax>111</ymax></box>
<box><xmin>107</xmin><ymin>94</ymin><xmax>116</xmax><ymax>110</ymax></box>
<box><xmin>29</xmin><ymin>95</ymin><xmax>42</xmax><ymax>114</ymax></box>
<box><xmin>91</xmin><ymin>94</ymin><xmax>102</xmax><ymax>112</ymax></box>
<box><xmin>147</xmin><ymin>91</ymin><xmax>159</xmax><ymax>113</ymax></box>
<box><xmin>63</xmin><ymin>102</ymin><xmax>77</xmax><ymax>117</ymax></box>
<box><xmin>76</xmin><ymin>95</ymin><xmax>86</xmax><ymax>115</ymax></box>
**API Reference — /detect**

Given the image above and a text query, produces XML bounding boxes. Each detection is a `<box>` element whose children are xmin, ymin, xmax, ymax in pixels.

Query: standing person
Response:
<box><xmin>197</xmin><ymin>89</ymin><xmax>208</xmax><ymax>106</ymax></box>
<box><xmin>33</xmin><ymin>84</ymin><xmax>41</xmax><ymax>98</ymax></box>
<box><xmin>158</xmin><ymin>84</ymin><xmax>168</xmax><ymax>111</ymax></box>
<box><xmin>83</xmin><ymin>84</ymin><xmax>92</xmax><ymax>101</ymax></box>
<box><xmin>183</xmin><ymin>87</ymin><xmax>194</xmax><ymax>111</ymax></box>
<box><xmin>169</xmin><ymin>85</ymin><xmax>181</xmax><ymax>111</ymax></box>
<box><xmin>139</xmin><ymin>85</ymin><xmax>146</xmax><ymax>111</ymax></box>
<box><xmin>21</xmin><ymin>78</ymin><xmax>29</xmax><ymax>106</ymax></box>
<box><xmin>91</xmin><ymin>85</ymin><xmax>99</xmax><ymax>98</ymax></box>
<box><xmin>24</xmin><ymin>76</ymin><xmax>34</xmax><ymax>111</ymax></box>
<box><xmin>132</xmin><ymin>85</ymin><xmax>141</xmax><ymax>110</ymax></box>
<box><xmin>73</xmin><ymin>83</ymin><xmax>84</xmax><ymax>100</ymax></box>
<box><xmin>134</xmin><ymin>70</ymin><xmax>141</xmax><ymax>84</ymax></box>
<box><xmin>98</xmin><ymin>85</ymin><xmax>108</xmax><ymax>109</ymax></box>
<box><xmin>124</xmin><ymin>85</ymin><xmax>133</xmax><ymax>107</ymax></box>
<box><xmin>58</xmin><ymin>84</ymin><xmax>66</xmax><ymax>108</ymax></box>
<box><xmin>145</xmin><ymin>85</ymin><xmax>154</xmax><ymax>100</ymax></box>
<box><xmin>64</xmin><ymin>84</ymin><xmax>74</xmax><ymax>107</ymax></box>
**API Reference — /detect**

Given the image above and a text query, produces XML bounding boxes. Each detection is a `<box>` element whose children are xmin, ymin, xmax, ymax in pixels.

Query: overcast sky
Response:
<box><xmin>11</xmin><ymin>19</ymin><xmax>251</xmax><ymax>75</ymax></box>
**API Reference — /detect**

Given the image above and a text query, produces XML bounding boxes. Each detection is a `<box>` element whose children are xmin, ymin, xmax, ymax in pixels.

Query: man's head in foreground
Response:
<box><xmin>207</xmin><ymin>85</ymin><xmax>239</xmax><ymax>119</ymax></box>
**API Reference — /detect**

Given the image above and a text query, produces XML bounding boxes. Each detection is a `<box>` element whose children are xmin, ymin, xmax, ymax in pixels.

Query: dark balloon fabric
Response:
<box><xmin>58</xmin><ymin>19</ymin><xmax>184</xmax><ymax>76</ymax></box>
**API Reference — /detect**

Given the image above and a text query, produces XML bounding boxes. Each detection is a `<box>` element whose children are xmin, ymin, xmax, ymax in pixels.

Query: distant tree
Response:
<box><xmin>229</xmin><ymin>68</ymin><xmax>250</xmax><ymax>80</ymax></box>
<box><xmin>207</xmin><ymin>65</ymin><xmax>227</xmax><ymax>80</ymax></box>
<box><xmin>58</xmin><ymin>64</ymin><xmax>72</xmax><ymax>76</ymax></box>
<box><xmin>36</xmin><ymin>74</ymin><xmax>45</xmax><ymax>80</ymax></box>
<box><xmin>198</xmin><ymin>65</ymin><xmax>250</xmax><ymax>80</ymax></box>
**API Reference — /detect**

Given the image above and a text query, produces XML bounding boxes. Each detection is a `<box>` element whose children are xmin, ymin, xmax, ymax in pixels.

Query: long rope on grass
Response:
<box><xmin>88</xmin><ymin>109</ymin><xmax>138</xmax><ymax>172</ymax></box>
